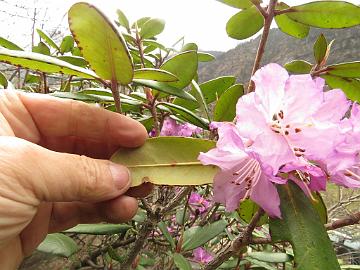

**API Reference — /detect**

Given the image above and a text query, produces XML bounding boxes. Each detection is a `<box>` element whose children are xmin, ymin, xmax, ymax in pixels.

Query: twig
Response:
<box><xmin>161</xmin><ymin>187</ymin><xmax>193</xmax><ymax>214</ymax></box>
<box><xmin>325</xmin><ymin>211</ymin><xmax>360</xmax><ymax>231</ymax></box>
<box><xmin>247</xmin><ymin>0</ymin><xmax>278</xmax><ymax>93</ymax></box>
<box><xmin>111</xmin><ymin>79</ymin><xmax>122</xmax><ymax>113</ymax></box>
<box><xmin>250</xmin><ymin>0</ymin><xmax>267</xmax><ymax>18</ymax></box>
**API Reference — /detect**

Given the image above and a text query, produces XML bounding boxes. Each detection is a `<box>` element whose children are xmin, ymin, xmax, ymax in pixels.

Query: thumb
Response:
<box><xmin>8</xmin><ymin>138</ymin><xmax>131</xmax><ymax>203</ymax></box>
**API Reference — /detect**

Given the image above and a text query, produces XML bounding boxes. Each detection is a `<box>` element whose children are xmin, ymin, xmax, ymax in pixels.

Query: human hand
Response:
<box><xmin>0</xmin><ymin>90</ymin><xmax>150</xmax><ymax>269</ymax></box>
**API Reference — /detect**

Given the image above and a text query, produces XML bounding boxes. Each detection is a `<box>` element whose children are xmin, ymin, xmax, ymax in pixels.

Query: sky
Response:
<box><xmin>0</xmin><ymin>0</ymin><xmax>359</xmax><ymax>52</ymax></box>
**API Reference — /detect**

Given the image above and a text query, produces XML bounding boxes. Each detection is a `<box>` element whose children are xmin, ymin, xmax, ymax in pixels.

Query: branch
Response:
<box><xmin>325</xmin><ymin>212</ymin><xmax>360</xmax><ymax>231</ymax></box>
<box><xmin>161</xmin><ymin>186</ymin><xmax>192</xmax><ymax>214</ymax></box>
<box><xmin>251</xmin><ymin>0</ymin><xmax>267</xmax><ymax>18</ymax></box>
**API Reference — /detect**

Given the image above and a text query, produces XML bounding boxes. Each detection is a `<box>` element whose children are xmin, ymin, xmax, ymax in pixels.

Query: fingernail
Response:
<box><xmin>109</xmin><ymin>164</ymin><xmax>131</xmax><ymax>190</ymax></box>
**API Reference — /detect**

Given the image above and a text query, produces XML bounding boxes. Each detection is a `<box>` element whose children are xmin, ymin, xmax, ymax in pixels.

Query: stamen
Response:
<box><xmin>285</xmin><ymin>131</ymin><xmax>289</xmax><ymax>135</ymax></box>
<box><xmin>278</xmin><ymin>110</ymin><xmax>284</xmax><ymax>119</ymax></box>
<box><xmin>295</xmin><ymin>128</ymin><xmax>302</xmax><ymax>133</ymax></box>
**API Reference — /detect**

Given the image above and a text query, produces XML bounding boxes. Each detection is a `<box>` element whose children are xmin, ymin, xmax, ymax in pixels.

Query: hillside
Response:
<box><xmin>199</xmin><ymin>26</ymin><xmax>360</xmax><ymax>84</ymax></box>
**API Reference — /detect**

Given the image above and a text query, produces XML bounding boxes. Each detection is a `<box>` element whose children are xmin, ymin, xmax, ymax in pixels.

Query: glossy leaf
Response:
<box><xmin>133</xmin><ymin>17</ymin><xmax>152</xmax><ymax>29</ymax></box>
<box><xmin>173</xmin><ymin>253</ymin><xmax>192</xmax><ymax>270</ymax></box>
<box><xmin>269</xmin><ymin>183</ymin><xmax>341</xmax><ymax>270</ymax></box>
<box><xmin>158</xmin><ymin>102</ymin><xmax>209</xmax><ymax>129</ymax></box>
<box><xmin>182</xmin><ymin>220</ymin><xmax>227</xmax><ymax>251</ymax></box>
<box><xmin>68</xmin><ymin>2</ymin><xmax>133</xmax><ymax>84</ymax></box>
<box><xmin>143</xmin><ymin>39</ymin><xmax>166</xmax><ymax>51</ymax></box>
<box><xmin>32</xmin><ymin>42</ymin><xmax>50</xmax><ymax>55</ymax></box>
<box><xmin>311</xmin><ymin>192</ymin><xmax>328</xmax><ymax>224</ymax></box>
<box><xmin>160</xmin><ymin>51</ymin><xmax>198</xmax><ymax>89</ymax></box>
<box><xmin>287</xmin><ymin>2</ymin><xmax>360</xmax><ymax>29</ymax></box>
<box><xmin>313</xmin><ymin>34</ymin><xmax>327</xmax><ymax>65</ymax></box>
<box><xmin>275</xmin><ymin>3</ymin><xmax>309</xmax><ymax>39</ymax></box>
<box><xmin>226</xmin><ymin>7</ymin><xmax>264</xmax><ymax>40</ymax></box>
<box><xmin>37</xmin><ymin>233</ymin><xmax>79</xmax><ymax>257</ymax></box>
<box><xmin>116</xmin><ymin>9</ymin><xmax>130</xmax><ymax>31</ymax></box>
<box><xmin>322</xmin><ymin>75</ymin><xmax>360</xmax><ymax>102</ymax></box>
<box><xmin>198</xmin><ymin>52</ymin><xmax>215</xmax><ymax>62</ymax></box>
<box><xmin>111</xmin><ymin>137</ymin><xmax>218</xmax><ymax>187</ymax></box>
<box><xmin>36</xmin><ymin>29</ymin><xmax>60</xmax><ymax>51</ymax></box>
<box><xmin>133</xmin><ymin>79</ymin><xmax>195</xmax><ymax>101</ymax></box>
<box><xmin>0</xmin><ymin>47</ymin><xmax>98</xmax><ymax>79</ymax></box>
<box><xmin>248</xmin><ymin>252</ymin><xmax>293</xmax><ymax>263</ymax></box>
<box><xmin>181</xmin><ymin>43</ymin><xmax>198</xmax><ymax>52</ymax></box>
<box><xmin>216</xmin><ymin>0</ymin><xmax>255</xmax><ymax>9</ymax></box>
<box><xmin>174</xmin><ymin>76</ymin><xmax>236</xmax><ymax>111</ymax></box>
<box><xmin>214</xmin><ymin>84</ymin><xmax>244</xmax><ymax>121</ymax></box>
<box><xmin>60</xmin><ymin>35</ymin><xmax>75</xmax><ymax>54</ymax></box>
<box><xmin>134</xmin><ymin>68</ymin><xmax>178</xmax><ymax>82</ymax></box>
<box><xmin>0</xmin><ymin>37</ymin><xmax>23</xmax><ymax>51</ymax></box>
<box><xmin>65</xmin><ymin>224</ymin><xmax>131</xmax><ymax>235</ymax></box>
<box><xmin>191</xmin><ymin>80</ymin><xmax>210</xmax><ymax>120</ymax></box>
<box><xmin>57</xmin><ymin>55</ymin><xmax>88</xmax><ymax>67</ymax></box>
<box><xmin>326</xmin><ymin>61</ymin><xmax>360</xmax><ymax>78</ymax></box>
<box><xmin>284</xmin><ymin>60</ymin><xmax>312</xmax><ymax>74</ymax></box>
<box><xmin>0</xmin><ymin>71</ymin><xmax>8</xmax><ymax>88</ymax></box>
<box><xmin>237</xmin><ymin>199</ymin><xmax>268</xmax><ymax>226</ymax></box>
<box><xmin>158</xmin><ymin>222</ymin><xmax>176</xmax><ymax>250</ymax></box>
<box><xmin>140</xmin><ymin>18</ymin><xmax>165</xmax><ymax>39</ymax></box>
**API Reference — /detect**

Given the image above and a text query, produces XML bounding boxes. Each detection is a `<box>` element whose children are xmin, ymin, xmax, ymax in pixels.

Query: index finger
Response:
<box><xmin>19</xmin><ymin>92</ymin><xmax>147</xmax><ymax>148</ymax></box>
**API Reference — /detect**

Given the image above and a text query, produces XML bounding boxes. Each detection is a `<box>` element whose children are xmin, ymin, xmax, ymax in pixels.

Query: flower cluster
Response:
<box><xmin>199</xmin><ymin>63</ymin><xmax>360</xmax><ymax>217</ymax></box>
<box><xmin>159</xmin><ymin>117</ymin><xmax>201</xmax><ymax>137</ymax></box>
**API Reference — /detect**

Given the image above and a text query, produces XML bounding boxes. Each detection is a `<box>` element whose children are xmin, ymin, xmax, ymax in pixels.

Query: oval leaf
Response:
<box><xmin>287</xmin><ymin>2</ymin><xmax>360</xmax><ymax>29</ymax></box>
<box><xmin>237</xmin><ymin>199</ymin><xmax>268</xmax><ymax>226</ymax></box>
<box><xmin>173</xmin><ymin>253</ymin><xmax>192</xmax><ymax>270</ymax></box>
<box><xmin>37</xmin><ymin>233</ymin><xmax>79</xmax><ymax>257</ymax></box>
<box><xmin>322</xmin><ymin>74</ymin><xmax>360</xmax><ymax>102</ymax></box>
<box><xmin>226</xmin><ymin>7</ymin><xmax>264</xmax><ymax>40</ymax></box>
<box><xmin>0</xmin><ymin>37</ymin><xmax>23</xmax><ymax>51</ymax></box>
<box><xmin>139</xmin><ymin>18</ymin><xmax>165</xmax><ymax>39</ymax></box>
<box><xmin>68</xmin><ymin>3</ymin><xmax>134</xmax><ymax>84</ymax></box>
<box><xmin>191</xmin><ymin>80</ymin><xmax>210</xmax><ymax>120</ymax></box>
<box><xmin>313</xmin><ymin>34</ymin><xmax>327</xmax><ymax>65</ymax></box>
<box><xmin>111</xmin><ymin>137</ymin><xmax>218</xmax><ymax>187</ymax></box>
<box><xmin>160</xmin><ymin>51</ymin><xmax>198</xmax><ymax>89</ymax></box>
<box><xmin>269</xmin><ymin>183</ymin><xmax>341</xmax><ymax>270</ymax></box>
<box><xmin>284</xmin><ymin>60</ymin><xmax>312</xmax><ymax>74</ymax></box>
<box><xmin>116</xmin><ymin>9</ymin><xmax>130</xmax><ymax>31</ymax></box>
<box><xmin>326</xmin><ymin>61</ymin><xmax>360</xmax><ymax>78</ymax></box>
<box><xmin>65</xmin><ymin>224</ymin><xmax>131</xmax><ymax>235</ymax></box>
<box><xmin>37</xmin><ymin>29</ymin><xmax>60</xmax><ymax>51</ymax></box>
<box><xmin>198</xmin><ymin>52</ymin><xmax>215</xmax><ymax>62</ymax></box>
<box><xmin>248</xmin><ymin>252</ymin><xmax>293</xmax><ymax>263</ymax></box>
<box><xmin>275</xmin><ymin>3</ymin><xmax>309</xmax><ymax>39</ymax></box>
<box><xmin>134</xmin><ymin>68</ymin><xmax>178</xmax><ymax>82</ymax></box>
<box><xmin>0</xmin><ymin>47</ymin><xmax>98</xmax><ymax>79</ymax></box>
<box><xmin>60</xmin><ymin>35</ymin><xmax>75</xmax><ymax>54</ymax></box>
<box><xmin>0</xmin><ymin>71</ymin><xmax>8</xmax><ymax>88</ymax></box>
<box><xmin>216</xmin><ymin>0</ymin><xmax>254</xmax><ymax>9</ymax></box>
<box><xmin>214</xmin><ymin>84</ymin><xmax>244</xmax><ymax>121</ymax></box>
<box><xmin>57</xmin><ymin>55</ymin><xmax>88</xmax><ymax>67</ymax></box>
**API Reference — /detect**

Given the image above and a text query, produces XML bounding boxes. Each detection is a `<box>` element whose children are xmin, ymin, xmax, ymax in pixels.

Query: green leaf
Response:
<box><xmin>139</xmin><ymin>18</ymin><xmax>165</xmax><ymax>39</ymax></box>
<box><xmin>65</xmin><ymin>224</ymin><xmax>131</xmax><ymax>235</ymax></box>
<box><xmin>116</xmin><ymin>9</ymin><xmax>130</xmax><ymax>31</ymax></box>
<box><xmin>158</xmin><ymin>222</ymin><xmax>176</xmax><ymax>250</ymax></box>
<box><xmin>313</xmin><ymin>34</ymin><xmax>327</xmax><ymax>65</ymax></box>
<box><xmin>284</xmin><ymin>60</ymin><xmax>312</xmax><ymax>74</ymax></box>
<box><xmin>198</xmin><ymin>52</ymin><xmax>215</xmax><ymax>62</ymax></box>
<box><xmin>60</xmin><ymin>35</ymin><xmax>75</xmax><ymax>54</ymax></box>
<box><xmin>269</xmin><ymin>182</ymin><xmax>341</xmax><ymax>270</ymax></box>
<box><xmin>248</xmin><ymin>252</ymin><xmax>293</xmax><ymax>263</ymax></box>
<box><xmin>143</xmin><ymin>39</ymin><xmax>167</xmax><ymax>51</ymax></box>
<box><xmin>191</xmin><ymin>80</ymin><xmax>210</xmax><ymax>120</ymax></box>
<box><xmin>237</xmin><ymin>199</ymin><xmax>268</xmax><ymax>226</ymax></box>
<box><xmin>0</xmin><ymin>71</ymin><xmax>8</xmax><ymax>88</ymax></box>
<box><xmin>36</xmin><ymin>29</ymin><xmax>60</xmax><ymax>51</ymax></box>
<box><xmin>214</xmin><ymin>84</ymin><xmax>244</xmax><ymax>121</ymax></box>
<box><xmin>57</xmin><ymin>55</ymin><xmax>88</xmax><ymax>67</ymax></box>
<box><xmin>182</xmin><ymin>220</ymin><xmax>227</xmax><ymax>251</ymax></box>
<box><xmin>311</xmin><ymin>192</ymin><xmax>328</xmax><ymax>224</ymax></box>
<box><xmin>181</xmin><ymin>43</ymin><xmax>198</xmax><ymax>52</ymax></box>
<box><xmin>51</xmin><ymin>92</ymin><xmax>103</xmax><ymax>102</ymax></box>
<box><xmin>287</xmin><ymin>2</ymin><xmax>360</xmax><ymax>29</ymax></box>
<box><xmin>226</xmin><ymin>7</ymin><xmax>264</xmax><ymax>40</ymax></box>
<box><xmin>37</xmin><ymin>233</ymin><xmax>79</xmax><ymax>257</ymax></box>
<box><xmin>68</xmin><ymin>2</ymin><xmax>134</xmax><ymax>84</ymax></box>
<box><xmin>275</xmin><ymin>3</ymin><xmax>309</xmax><ymax>39</ymax></box>
<box><xmin>174</xmin><ymin>76</ymin><xmax>236</xmax><ymax>111</ymax></box>
<box><xmin>326</xmin><ymin>61</ymin><xmax>360</xmax><ymax>78</ymax></box>
<box><xmin>133</xmin><ymin>17</ymin><xmax>152</xmax><ymax>29</ymax></box>
<box><xmin>173</xmin><ymin>253</ymin><xmax>192</xmax><ymax>270</ymax></box>
<box><xmin>111</xmin><ymin>137</ymin><xmax>218</xmax><ymax>187</ymax></box>
<box><xmin>133</xmin><ymin>79</ymin><xmax>195</xmax><ymax>101</ymax></box>
<box><xmin>160</xmin><ymin>51</ymin><xmax>198</xmax><ymax>89</ymax></box>
<box><xmin>244</xmin><ymin>257</ymin><xmax>277</xmax><ymax>270</ymax></box>
<box><xmin>176</xmin><ymin>207</ymin><xmax>190</xmax><ymax>225</ymax></box>
<box><xmin>108</xmin><ymin>246</ymin><xmax>125</xmax><ymax>263</ymax></box>
<box><xmin>216</xmin><ymin>0</ymin><xmax>255</xmax><ymax>9</ymax></box>
<box><xmin>138</xmin><ymin>116</ymin><xmax>154</xmax><ymax>132</ymax></box>
<box><xmin>0</xmin><ymin>47</ymin><xmax>98</xmax><ymax>79</ymax></box>
<box><xmin>322</xmin><ymin>75</ymin><xmax>360</xmax><ymax>102</ymax></box>
<box><xmin>32</xmin><ymin>42</ymin><xmax>50</xmax><ymax>55</ymax></box>
<box><xmin>134</xmin><ymin>68</ymin><xmax>178</xmax><ymax>82</ymax></box>
<box><xmin>158</xmin><ymin>102</ymin><xmax>209</xmax><ymax>129</ymax></box>
<box><xmin>0</xmin><ymin>37</ymin><xmax>23</xmax><ymax>50</ymax></box>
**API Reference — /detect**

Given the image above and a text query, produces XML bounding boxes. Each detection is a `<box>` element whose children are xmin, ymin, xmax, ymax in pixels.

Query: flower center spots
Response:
<box><xmin>270</xmin><ymin>110</ymin><xmax>303</xmax><ymax>136</ymax></box>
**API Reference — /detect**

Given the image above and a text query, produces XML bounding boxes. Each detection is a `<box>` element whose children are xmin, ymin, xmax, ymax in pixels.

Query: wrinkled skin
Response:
<box><xmin>0</xmin><ymin>90</ymin><xmax>152</xmax><ymax>269</ymax></box>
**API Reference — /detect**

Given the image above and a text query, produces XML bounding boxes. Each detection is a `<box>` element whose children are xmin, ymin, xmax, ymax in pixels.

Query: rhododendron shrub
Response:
<box><xmin>1</xmin><ymin>0</ymin><xmax>360</xmax><ymax>269</ymax></box>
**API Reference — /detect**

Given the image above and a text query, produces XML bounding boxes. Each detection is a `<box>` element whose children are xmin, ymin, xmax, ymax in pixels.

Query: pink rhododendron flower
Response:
<box><xmin>189</xmin><ymin>192</ymin><xmax>210</xmax><ymax>214</ymax></box>
<box><xmin>199</xmin><ymin>122</ymin><xmax>281</xmax><ymax>217</ymax></box>
<box><xmin>236</xmin><ymin>63</ymin><xmax>350</xmax><ymax>173</ymax></box>
<box><xmin>160</xmin><ymin>117</ymin><xmax>201</xmax><ymax>137</ymax></box>
<box><xmin>193</xmin><ymin>247</ymin><xmax>213</xmax><ymax>264</ymax></box>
